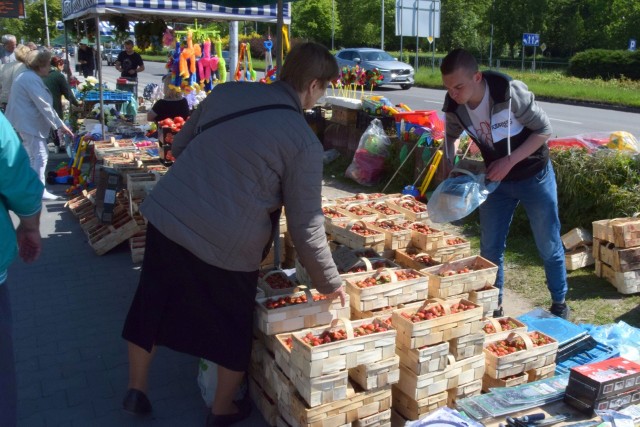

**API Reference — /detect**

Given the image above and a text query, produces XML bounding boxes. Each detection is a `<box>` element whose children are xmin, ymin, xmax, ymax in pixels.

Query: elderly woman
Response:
<box><xmin>6</xmin><ymin>50</ymin><xmax>73</xmax><ymax>200</ymax></box>
<box><xmin>0</xmin><ymin>44</ymin><xmax>31</xmax><ymax>111</ymax></box>
<box><xmin>121</xmin><ymin>42</ymin><xmax>344</xmax><ymax>426</ymax></box>
<box><xmin>147</xmin><ymin>74</ymin><xmax>190</xmax><ymax>124</ymax></box>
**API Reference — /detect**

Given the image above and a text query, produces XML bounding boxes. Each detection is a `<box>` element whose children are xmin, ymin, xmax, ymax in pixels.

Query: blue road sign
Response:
<box><xmin>630</xmin><ymin>39</ymin><xmax>637</xmax><ymax>52</ymax></box>
<box><xmin>522</xmin><ymin>33</ymin><xmax>540</xmax><ymax>47</ymax></box>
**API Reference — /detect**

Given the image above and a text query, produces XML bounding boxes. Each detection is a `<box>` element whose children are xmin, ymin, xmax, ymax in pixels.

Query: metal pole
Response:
<box><xmin>43</xmin><ymin>0</ymin><xmax>50</xmax><ymax>47</ymax></box>
<box><xmin>521</xmin><ymin>44</ymin><xmax>525</xmax><ymax>72</ymax></box>
<box><xmin>331</xmin><ymin>0</ymin><xmax>335</xmax><ymax>50</ymax></box>
<box><xmin>399</xmin><ymin>0</ymin><xmax>404</xmax><ymax>61</ymax></box>
<box><xmin>95</xmin><ymin>17</ymin><xmax>105</xmax><ymax>137</ymax></box>
<box><xmin>488</xmin><ymin>0</ymin><xmax>494</xmax><ymax>69</ymax></box>
<box><xmin>276</xmin><ymin>0</ymin><xmax>283</xmax><ymax>71</ymax></box>
<box><xmin>381</xmin><ymin>0</ymin><xmax>384</xmax><ymax>50</ymax></box>
<box><xmin>533</xmin><ymin>45</ymin><xmax>536</xmax><ymax>71</ymax></box>
<box><xmin>414</xmin><ymin>0</ymin><xmax>419</xmax><ymax>71</ymax></box>
<box><xmin>431</xmin><ymin>1</ymin><xmax>435</xmax><ymax>72</ymax></box>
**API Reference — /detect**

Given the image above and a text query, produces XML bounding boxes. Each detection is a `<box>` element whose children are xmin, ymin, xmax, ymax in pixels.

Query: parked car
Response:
<box><xmin>335</xmin><ymin>48</ymin><xmax>414</xmax><ymax>90</ymax></box>
<box><xmin>102</xmin><ymin>48</ymin><xmax>122</xmax><ymax>66</ymax></box>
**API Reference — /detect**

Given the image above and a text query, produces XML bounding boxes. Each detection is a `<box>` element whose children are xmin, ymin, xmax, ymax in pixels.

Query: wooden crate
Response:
<box><xmin>469</xmin><ymin>286</ymin><xmax>500</xmax><ymax>318</ymax></box>
<box><xmin>86</xmin><ymin>210</ymin><xmax>142</xmax><ymax>255</ymax></box>
<box><xmin>562</xmin><ymin>227</ymin><xmax>593</xmax><ymax>250</ymax></box>
<box><xmin>66</xmin><ymin>189</ymin><xmax>96</xmax><ymax>216</ymax></box>
<box><xmin>352</xmin><ymin>408</ymin><xmax>391</xmax><ymax>427</ymax></box>
<box><xmin>447</xmin><ymin>378</ymin><xmax>482</xmax><ymax>408</ymax></box>
<box><xmin>527</xmin><ymin>363</ymin><xmax>556</xmax><ymax>382</ymax></box>
<box><xmin>421</xmin><ymin>255</ymin><xmax>498</xmax><ymax>299</ymax></box>
<box><xmin>345</xmin><ymin>268</ymin><xmax>428</xmax><ymax>312</ymax></box>
<box><xmin>366</xmin><ymin>220</ymin><xmax>412</xmax><ymax>250</ymax></box>
<box><xmin>289</xmin><ymin>318</ymin><xmax>397</xmax><ymax>378</ymax></box>
<box><xmin>391</xmin><ymin>298</ymin><xmax>483</xmax><ymax>348</ymax></box>
<box><xmin>331</xmin><ymin>106</ymin><xmax>359</xmax><ymax>126</ymax></box>
<box><xmin>593</xmin><ymin>217</ymin><xmax>640</xmax><ymax>248</ymax></box>
<box><xmin>337</xmin><ymin>204</ymin><xmax>379</xmax><ymax>223</ymax></box>
<box><xmin>331</xmin><ymin>221</ymin><xmax>385</xmax><ymax>252</ymax></box>
<box><xmin>129</xmin><ymin>232</ymin><xmax>146</xmax><ymax>264</ymax></box>
<box><xmin>427</xmin><ymin>234</ymin><xmax>472</xmax><ymax>263</ymax></box>
<box><xmin>349</xmin><ymin>355</ymin><xmax>400</xmax><ymax>391</ymax></box>
<box><xmin>394</xmin><ymin>247</ymin><xmax>441</xmax><ymax>271</ymax></box>
<box><xmin>594</xmin><ymin>239</ymin><xmax>640</xmax><ymax>272</ymax></box>
<box><xmin>448</xmin><ymin>333</ymin><xmax>484</xmax><ymax>361</ymax></box>
<box><xmin>258</xmin><ymin>269</ymin><xmax>301</xmax><ymax>297</ymax></box>
<box><xmin>385</xmin><ymin>196</ymin><xmax>429</xmax><ymax>222</ymax></box>
<box><xmin>594</xmin><ymin>260</ymin><xmax>640</xmax><ymax>294</ymax></box>
<box><xmin>255</xmin><ymin>288</ymin><xmax>350</xmax><ymax>335</ymax></box>
<box><xmin>484</xmin><ymin>331</ymin><xmax>558</xmax><ymax>379</ymax></box>
<box><xmin>391</xmin><ymin>386</ymin><xmax>448</xmax><ymax>421</ymax></box>
<box><xmin>407</xmin><ymin>222</ymin><xmax>445</xmax><ymax>251</ymax></box>
<box><xmin>125</xmin><ymin>172</ymin><xmax>158</xmax><ymax>199</ymax></box>
<box><xmin>565</xmin><ymin>245</ymin><xmax>594</xmax><ymax>270</ymax></box>
<box><xmin>395</xmin><ymin>341</ymin><xmax>449</xmax><ymax>376</ymax></box>
<box><xmin>248</xmin><ymin>375</ymin><xmax>279</xmax><ymax>427</ymax></box>
<box><xmin>481</xmin><ymin>371</ymin><xmax>528</xmax><ymax>392</ymax></box>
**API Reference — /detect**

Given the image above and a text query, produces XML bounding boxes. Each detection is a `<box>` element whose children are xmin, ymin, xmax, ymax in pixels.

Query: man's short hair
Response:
<box><xmin>279</xmin><ymin>42</ymin><xmax>338</xmax><ymax>93</ymax></box>
<box><xmin>2</xmin><ymin>34</ymin><xmax>16</xmax><ymax>45</ymax></box>
<box><xmin>440</xmin><ymin>48</ymin><xmax>479</xmax><ymax>76</ymax></box>
<box><xmin>124</xmin><ymin>40</ymin><xmax>134</xmax><ymax>46</ymax></box>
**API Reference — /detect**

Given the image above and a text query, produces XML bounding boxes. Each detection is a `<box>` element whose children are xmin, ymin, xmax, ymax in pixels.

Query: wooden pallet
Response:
<box><xmin>482</xmin><ymin>371</ymin><xmax>529</xmax><ymax>392</ymax></box>
<box><xmin>484</xmin><ymin>331</ymin><xmax>558</xmax><ymax>379</ymax></box>
<box><xmin>595</xmin><ymin>260</ymin><xmax>640</xmax><ymax>294</ymax></box>
<box><xmin>593</xmin><ymin>217</ymin><xmax>640</xmax><ymax>248</ymax></box>
<box><xmin>391</xmin><ymin>386</ymin><xmax>447</xmax><ymax>421</ymax></box>
<box><xmin>448</xmin><ymin>333</ymin><xmax>484</xmax><ymax>361</ymax></box>
<box><xmin>469</xmin><ymin>286</ymin><xmax>500</xmax><ymax>318</ymax></box>
<box><xmin>86</xmin><ymin>210</ymin><xmax>142</xmax><ymax>255</ymax></box>
<box><xmin>593</xmin><ymin>239</ymin><xmax>640</xmax><ymax>272</ymax></box>
<box><xmin>255</xmin><ymin>288</ymin><xmax>350</xmax><ymax>335</ymax></box>
<box><xmin>349</xmin><ymin>355</ymin><xmax>400</xmax><ymax>391</ymax></box>
<box><xmin>395</xmin><ymin>341</ymin><xmax>449</xmax><ymax>376</ymax></box>
<box><xmin>345</xmin><ymin>268</ymin><xmax>428</xmax><ymax>312</ymax></box>
<box><xmin>421</xmin><ymin>255</ymin><xmax>498</xmax><ymax>299</ymax></box>
<box><xmin>391</xmin><ymin>298</ymin><xmax>483</xmax><ymax>348</ymax></box>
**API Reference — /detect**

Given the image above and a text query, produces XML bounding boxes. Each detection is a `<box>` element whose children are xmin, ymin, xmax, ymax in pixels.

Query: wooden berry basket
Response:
<box><xmin>392</xmin><ymin>387</ymin><xmax>448</xmax><ymax>421</ymax></box>
<box><xmin>449</xmin><ymin>333</ymin><xmax>485</xmax><ymax>361</ymax></box>
<box><xmin>331</xmin><ymin>220</ymin><xmax>385</xmax><ymax>252</ymax></box>
<box><xmin>322</xmin><ymin>205</ymin><xmax>349</xmax><ymax>231</ymax></box>
<box><xmin>427</xmin><ymin>233</ymin><xmax>472</xmax><ymax>263</ymax></box>
<box><xmin>349</xmin><ymin>354</ymin><xmax>400</xmax><ymax>391</ymax></box>
<box><xmin>407</xmin><ymin>222</ymin><xmax>445</xmax><ymax>251</ymax></box>
<box><xmin>366</xmin><ymin>201</ymin><xmax>406</xmax><ymax>221</ymax></box>
<box><xmin>448</xmin><ymin>378</ymin><xmax>482</xmax><ymax>408</ymax></box>
<box><xmin>395</xmin><ymin>364</ymin><xmax>448</xmax><ymax>401</ymax></box>
<box><xmin>394</xmin><ymin>341</ymin><xmax>449</xmax><ymax>376</ymax></box>
<box><xmin>385</xmin><ymin>195</ymin><xmax>429</xmax><ymax>222</ymax></box>
<box><xmin>480</xmin><ymin>316</ymin><xmax>528</xmax><ymax>343</ymax></box>
<box><xmin>469</xmin><ymin>285</ymin><xmax>500</xmax><ymax>318</ymax></box>
<box><xmin>527</xmin><ymin>363</ymin><xmax>556</xmax><ymax>382</ymax></box>
<box><xmin>344</xmin><ymin>268</ymin><xmax>428</xmax><ymax>312</ymax></box>
<box><xmin>391</xmin><ymin>298</ymin><xmax>483</xmax><ymax>349</ymax></box>
<box><xmin>443</xmin><ymin>353</ymin><xmax>485</xmax><ymax>390</ymax></box>
<box><xmin>255</xmin><ymin>288</ymin><xmax>350</xmax><ymax>335</ymax></box>
<box><xmin>289</xmin><ymin>317</ymin><xmax>397</xmax><ymax>378</ymax></box>
<box><xmin>258</xmin><ymin>269</ymin><xmax>301</xmax><ymax>297</ymax></box>
<box><xmin>421</xmin><ymin>255</ymin><xmax>498</xmax><ymax>299</ymax></box>
<box><xmin>394</xmin><ymin>247</ymin><xmax>441</xmax><ymax>271</ymax></box>
<box><xmin>336</xmin><ymin>203</ymin><xmax>379</xmax><ymax>222</ymax></box>
<box><xmin>333</xmin><ymin>192</ymin><xmax>387</xmax><ymax>205</ymax></box>
<box><xmin>483</xmin><ymin>330</ymin><xmax>559</xmax><ymax>379</ymax></box>
<box><xmin>482</xmin><ymin>371</ymin><xmax>529</xmax><ymax>392</ymax></box>
<box><xmin>367</xmin><ymin>219</ymin><xmax>412</xmax><ymax>250</ymax></box>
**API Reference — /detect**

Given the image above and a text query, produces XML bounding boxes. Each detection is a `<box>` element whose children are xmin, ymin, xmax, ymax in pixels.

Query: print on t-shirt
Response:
<box><xmin>474</xmin><ymin>121</ymin><xmax>493</xmax><ymax>145</ymax></box>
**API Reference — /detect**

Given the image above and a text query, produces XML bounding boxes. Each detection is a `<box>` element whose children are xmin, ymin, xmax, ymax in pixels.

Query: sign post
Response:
<box><xmin>630</xmin><ymin>39</ymin><xmax>637</xmax><ymax>52</ymax></box>
<box><xmin>522</xmin><ymin>33</ymin><xmax>540</xmax><ymax>72</ymax></box>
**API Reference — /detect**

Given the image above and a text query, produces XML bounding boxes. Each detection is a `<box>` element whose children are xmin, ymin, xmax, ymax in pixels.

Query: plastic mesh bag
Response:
<box><xmin>427</xmin><ymin>168</ymin><xmax>499</xmax><ymax>223</ymax></box>
<box><xmin>345</xmin><ymin>119</ymin><xmax>391</xmax><ymax>186</ymax></box>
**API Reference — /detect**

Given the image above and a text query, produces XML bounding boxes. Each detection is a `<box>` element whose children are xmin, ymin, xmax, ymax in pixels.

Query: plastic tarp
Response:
<box><xmin>62</xmin><ymin>0</ymin><xmax>291</xmax><ymax>23</ymax></box>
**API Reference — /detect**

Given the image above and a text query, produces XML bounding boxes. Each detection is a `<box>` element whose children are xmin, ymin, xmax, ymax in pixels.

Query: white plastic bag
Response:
<box><xmin>345</xmin><ymin>119</ymin><xmax>391</xmax><ymax>186</ymax></box>
<box><xmin>427</xmin><ymin>168</ymin><xmax>499</xmax><ymax>223</ymax></box>
<box><xmin>197</xmin><ymin>359</ymin><xmax>247</xmax><ymax>407</ymax></box>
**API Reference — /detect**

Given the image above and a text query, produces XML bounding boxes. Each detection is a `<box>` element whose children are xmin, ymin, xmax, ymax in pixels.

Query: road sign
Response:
<box><xmin>522</xmin><ymin>33</ymin><xmax>540</xmax><ymax>47</ymax></box>
<box><xmin>540</xmin><ymin>43</ymin><xmax>547</xmax><ymax>52</ymax></box>
<box><xmin>56</xmin><ymin>21</ymin><xmax>65</xmax><ymax>31</ymax></box>
<box><xmin>630</xmin><ymin>39</ymin><xmax>637</xmax><ymax>52</ymax></box>
<box><xmin>427</xmin><ymin>36</ymin><xmax>434</xmax><ymax>44</ymax></box>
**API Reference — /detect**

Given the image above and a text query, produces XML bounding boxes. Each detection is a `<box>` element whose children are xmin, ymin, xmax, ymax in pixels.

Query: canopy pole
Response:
<box><xmin>95</xmin><ymin>16</ymin><xmax>105</xmax><ymax>138</ymax></box>
<box><xmin>276</xmin><ymin>0</ymin><xmax>283</xmax><ymax>72</ymax></box>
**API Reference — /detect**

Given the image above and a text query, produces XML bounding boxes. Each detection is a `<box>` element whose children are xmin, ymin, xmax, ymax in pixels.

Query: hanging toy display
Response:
<box><xmin>259</xmin><ymin>35</ymin><xmax>277</xmax><ymax>84</ymax></box>
<box><xmin>197</xmin><ymin>39</ymin><xmax>219</xmax><ymax>92</ymax></box>
<box><xmin>234</xmin><ymin>43</ymin><xmax>256</xmax><ymax>82</ymax></box>
<box><xmin>214</xmin><ymin>37</ymin><xmax>227</xmax><ymax>83</ymax></box>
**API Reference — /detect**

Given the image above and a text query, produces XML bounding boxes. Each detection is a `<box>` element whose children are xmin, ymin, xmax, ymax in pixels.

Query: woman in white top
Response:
<box><xmin>6</xmin><ymin>50</ymin><xmax>73</xmax><ymax>200</ymax></box>
<box><xmin>0</xmin><ymin>44</ymin><xmax>30</xmax><ymax>111</ymax></box>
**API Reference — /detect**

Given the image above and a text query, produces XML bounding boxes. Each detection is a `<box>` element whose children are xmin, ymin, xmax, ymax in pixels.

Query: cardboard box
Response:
<box><xmin>566</xmin><ymin>357</ymin><xmax>640</xmax><ymax>402</ymax></box>
<box><xmin>565</xmin><ymin>387</ymin><xmax>640</xmax><ymax>416</ymax></box>
<box><xmin>94</xmin><ymin>167</ymin><xmax>121</xmax><ymax>223</ymax></box>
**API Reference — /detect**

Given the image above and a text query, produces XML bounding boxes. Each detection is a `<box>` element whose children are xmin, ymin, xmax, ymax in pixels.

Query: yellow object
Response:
<box><xmin>282</xmin><ymin>25</ymin><xmax>290</xmax><ymax>54</ymax></box>
<box><xmin>419</xmin><ymin>149</ymin><xmax>443</xmax><ymax>196</ymax></box>
<box><xmin>607</xmin><ymin>131</ymin><xmax>639</xmax><ymax>152</ymax></box>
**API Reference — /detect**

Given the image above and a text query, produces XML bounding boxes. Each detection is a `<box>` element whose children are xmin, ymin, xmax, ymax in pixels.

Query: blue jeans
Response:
<box><xmin>0</xmin><ymin>283</ymin><xmax>17</xmax><ymax>427</ymax></box>
<box><xmin>479</xmin><ymin>160</ymin><xmax>567</xmax><ymax>306</ymax></box>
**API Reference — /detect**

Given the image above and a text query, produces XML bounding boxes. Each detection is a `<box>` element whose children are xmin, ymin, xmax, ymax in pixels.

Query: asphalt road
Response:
<box><xmin>80</xmin><ymin>57</ymin><xmax>640</xmax><ymax>139</ymax></box>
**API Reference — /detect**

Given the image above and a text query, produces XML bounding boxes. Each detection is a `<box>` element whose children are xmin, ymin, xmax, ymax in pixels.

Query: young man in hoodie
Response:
<box><xmin>440</xmin><ymin>48</ymin><xmax>569</xmax><ymax>319</ymax></box>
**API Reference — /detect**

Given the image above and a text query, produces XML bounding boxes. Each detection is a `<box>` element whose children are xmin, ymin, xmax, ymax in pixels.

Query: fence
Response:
<box><xmin>397</xmin><ymin>53</ymin><xmax>568</xmax><ymax>73</ymax></box>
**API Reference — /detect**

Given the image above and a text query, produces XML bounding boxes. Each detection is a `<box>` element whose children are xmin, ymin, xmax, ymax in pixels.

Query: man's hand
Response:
<box><xmin>485</xmin><ymin>156</ymin><xmax>514</xmax><ymax>182</ymax></box>
<box><xmin>16</xmin><ymin>224</ymin><xmax>41</xmax><ymax>263</ymax></box>
<box><xmin>128</xmin><ymin>69</ymin><xmax>135</xmax><ymax>75</ymax></box>
<box><xmin>325</xmin><ymin>285</ymin><xmax>346</xmax><ymax>307</ymax></box>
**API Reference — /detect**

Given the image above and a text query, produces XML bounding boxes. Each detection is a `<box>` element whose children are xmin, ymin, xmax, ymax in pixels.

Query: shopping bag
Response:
<box><xmin>427</xmin><ymin>168</ymin><xmax>499</xmax><ymax>223</ymax></box>
<box><xmin>345</xmin><ymin>119</ymin><xmax>391</xmax><ymax>186</ymax></box>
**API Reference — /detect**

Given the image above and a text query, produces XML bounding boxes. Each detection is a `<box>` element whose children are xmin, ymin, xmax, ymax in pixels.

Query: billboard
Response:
<box><xmin>395</xmin><ymin>0</ymin><xmax>441</xmax><ymax>38</ymax></box>
<box><xmin>0</xmin><ymin>0</ymin><xmax>25</xmax><ymax>18</ymax></box>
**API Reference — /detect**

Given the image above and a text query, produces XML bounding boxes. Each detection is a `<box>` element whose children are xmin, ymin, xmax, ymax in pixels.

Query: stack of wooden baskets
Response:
<box><xmin>592</xmin><ymin>216</ymin><xmax>640</xmax><ymax>294</ymax></box>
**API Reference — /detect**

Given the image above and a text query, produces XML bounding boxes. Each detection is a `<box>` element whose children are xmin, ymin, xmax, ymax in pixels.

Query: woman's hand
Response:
<box><xmin>325</xmin><ymin>285</ymin><xmax>346</xmax><ymax>307</ymax></box>
<box><xmin>58</xmin><ymin>124</ymin><xmax>74</xmax><ymax>138</ymax></box>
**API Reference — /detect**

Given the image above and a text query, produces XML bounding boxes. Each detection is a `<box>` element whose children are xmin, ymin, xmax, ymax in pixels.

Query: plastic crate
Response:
<box><xmin>555</xmin><ymin>335</ymin><xmax>619</xmax><ymax>376</ymax></box>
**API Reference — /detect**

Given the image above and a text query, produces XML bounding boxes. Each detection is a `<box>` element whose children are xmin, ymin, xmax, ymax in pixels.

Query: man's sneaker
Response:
<box><xmin>492</xmin><ymin>306</ymin><xmax>504</xmax><ymax>318</ymax></box>
<box><xmin>550</xmin><ymin>302</ymin><xmax>570</xmax><ymax>319</ymax></box>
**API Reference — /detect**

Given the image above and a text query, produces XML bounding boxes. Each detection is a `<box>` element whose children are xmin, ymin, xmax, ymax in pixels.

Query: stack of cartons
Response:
<box><xmin>562</xmin><ymin>227</ymin><xmax>594</xmax><ymax>270</ymax></box>
<box><xmin>592</xmin><ymin>217</ymin><xmax>640</xmax><ymax>294</ymax></box>
<box><xmin>390</xmin><ymin>298</ymin><xmax>485</xmax><ymax>422</ymax></box>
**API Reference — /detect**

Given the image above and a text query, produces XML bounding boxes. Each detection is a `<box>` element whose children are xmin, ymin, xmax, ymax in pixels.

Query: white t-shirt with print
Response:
<box><xmin>465</xmin><ymin>81</ymin><xmax>492</xmax><ymax>145</ymax></box>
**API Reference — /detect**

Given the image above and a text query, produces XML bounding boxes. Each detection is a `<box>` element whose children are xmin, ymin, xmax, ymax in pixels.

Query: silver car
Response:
<box><xmin>335</xmin><ymin>48</ymin><xmax>414</xmax><ymax>90</ymax></box>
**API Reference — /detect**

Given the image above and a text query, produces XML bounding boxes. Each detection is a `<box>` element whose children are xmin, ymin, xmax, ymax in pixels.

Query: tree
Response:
<box><xmin>440</xmin><ymin>0</ymin><xmax>489</xmax><ymax>56</ymax></box>
<box><xmin>336</xmin><ymin>0</ymin><xmax>384</xmax><ymax>48</ymax></box>
<box><xmin>545</xmin><ymin>0</ymin><xmax>585</xmax><ymax>57</ymax></box>
<box><xmin>291</xmin><ymin>0</ymin><xmax>341</xmax><ymax>47</ymax></box>
<box><xmin>492</xmin><ymin>0</ymin><xmax>548</xmax><ymax>58</ymax></box>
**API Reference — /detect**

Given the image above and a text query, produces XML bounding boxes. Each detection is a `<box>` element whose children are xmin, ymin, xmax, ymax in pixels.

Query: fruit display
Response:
<box><xmin>343</xmin><ymin>259</ymin><xmax>388</xmax><ymax>274</ymax></box>
<box><xmin>446</xmin><ymin>236</ymin><xmax>467</xmax><ymax>245</ymax></box>
<box><xmin>408</xmin><ymin>252</ymin><xmax>438</xmax><ymax>266</ymax></box>
<box><xmin>438</xmin><ymin>265</ymin><xmax>473</xmax><ymax>276</ymax></box>
<box><xmin>400</xmin><ymin>302</ymin><xmax>475</xmax><ymax>323</ymax></box>
<box><xmin>263</xmin><ymin>293</ymin><xmax>328</xmax><ymax>310</ymax></box>
<box><xmin>372</xmin><ymin>220</ymin><xmax>407</xmax><ymax>232</ymax></box>
<box><xmin>354</xmin><ymin>270</ymin><xmax>421</xmax><ymax>288</ymax></box>
<box><xmin>482</xmin><ymin>317</ymin><xmax>522</xmax><ymax>334</ymax></box>
<box><xmin>343</xmin><ymin>205</ymin><xmax>376</xmax><ymax>217</ymax></box>
<box><xmin>298</xmin><ymin>320</ymin><xmax>392</xmax><ymax>347</ymax></box>
<box><xmin>409</xmin><ymin>223</ymin><xmax>438</xmax><ymax>234</ymax></box>
<box><xmin>341</xmin><ymin>222</ymin><xmax>382</xmax><ymax>236</ymax></box>
<box><xmin>260</xmin><ymin>271</ymin><xmax>296</xmax><ymax>290</ymax></box>
<box><xmin>322</xmin><ymin>207</ymin><xmax>346</xmax><ymax>219</ymax></box>
<box><xmin>367</xmin><ymin>202</ymin><xmax>401</xmax><ymax>216</ymax></box>
<box><xmin>485</xmin><ymin>332</ymin><xmax>555</xmax><ymax>357</ymax></box>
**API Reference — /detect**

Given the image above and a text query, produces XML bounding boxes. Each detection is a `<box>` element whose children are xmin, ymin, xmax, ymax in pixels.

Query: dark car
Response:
<box><xmin>335</xmin><ymin>47</ymin><xmax>415</xmax><ymax>90</ymax></box>
<box><xmin>102</xmin><ymin>48</ymin><xmax>122</xmax><ymax>66</ymax></box>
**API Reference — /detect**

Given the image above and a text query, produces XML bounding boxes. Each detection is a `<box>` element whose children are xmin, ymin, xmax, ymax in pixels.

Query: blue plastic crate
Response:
<box><xmin>555</xmin><ymin>335</ymin><xmax>619</xmax><ymax>375</ymax></box>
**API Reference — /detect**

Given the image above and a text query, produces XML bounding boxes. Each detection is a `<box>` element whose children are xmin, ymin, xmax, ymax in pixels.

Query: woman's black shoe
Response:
<box><xmin>122</xmin><ymin>388</ymin><xmax>152</xmax><ymax>416</ymax></box>
<box><xmin>206</xmin><ymin>397</ymin><xmax>252</xmax><ymax>426</ymax></box>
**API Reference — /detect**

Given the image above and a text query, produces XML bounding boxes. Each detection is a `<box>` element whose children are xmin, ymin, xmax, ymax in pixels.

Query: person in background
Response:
<box><xmin>439</xmin><ymin>48</ymin><xmax>569</xmax><ymax>319</ymax></box>
<box><xmin>43</xmin><ymin>56</ymin><xmax>80</xmax><ymax>150</ymax></box>
<box><xmin>120</xmin><ymin>42</ymin><xmax>344</xmax><ymax>427</ymax></box>
<box><xmin>6</xmin><ymin>50</ymin><xmax>73</xmax><ymax>201</ymax></box>
<box><xmin>0</xmin><ymin>35</ymin><xmax>17</xmax><ymax>64</ymax></box>
<box><xmin>0</xmin><ymin>111</ymin><xmax>44</xmax><ymax>427</ymax></box>
<box><xmin>26</xmin><ymin>42</ymin><xmax>38</xmax><ymax>51</ymax></box>
<box><xmin>147</xmin><ymin>74</ymin><xmax>189</xmax><ymax>124</ymax></box>
<box><xmin>77</xmin><ymin>39</ymin><xmax>96</xmax><ymax>78</ymax></box>
<box><xmin>0</xmin><ymin>45</ymin><xmax>31</xmax><ymax>112</ymax></box>
<box><xmin>115</xmin><ymin>40</ymin><xmax>144</xmax><ymax>81</ymax></box>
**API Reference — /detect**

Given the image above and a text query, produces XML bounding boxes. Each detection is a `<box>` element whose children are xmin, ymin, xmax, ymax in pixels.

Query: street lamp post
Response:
<box><xmin>331</xmin><ymin>0</ymin><xmax>335</xmax><ymax>50</ymax></box>
<box><xmin>381</xmin><ymin>0</ymin><xmax>384</xmax><ymax>50</ymax></box>
<box><xmin>44</xmin><ymin>0</ymin><xmax>51</xmax><ymax>47</ymax></box>
<box><xmin>488</xmin><ymin>0</ymin><xmax>494</xmax><ymax>69</ymax></box>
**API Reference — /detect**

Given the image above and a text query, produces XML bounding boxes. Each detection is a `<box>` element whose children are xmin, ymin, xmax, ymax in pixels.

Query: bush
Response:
<box><xmin>569</xmin><ymin>49</ymin><xmax>640</xmax><ymax>80</ymax></box>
